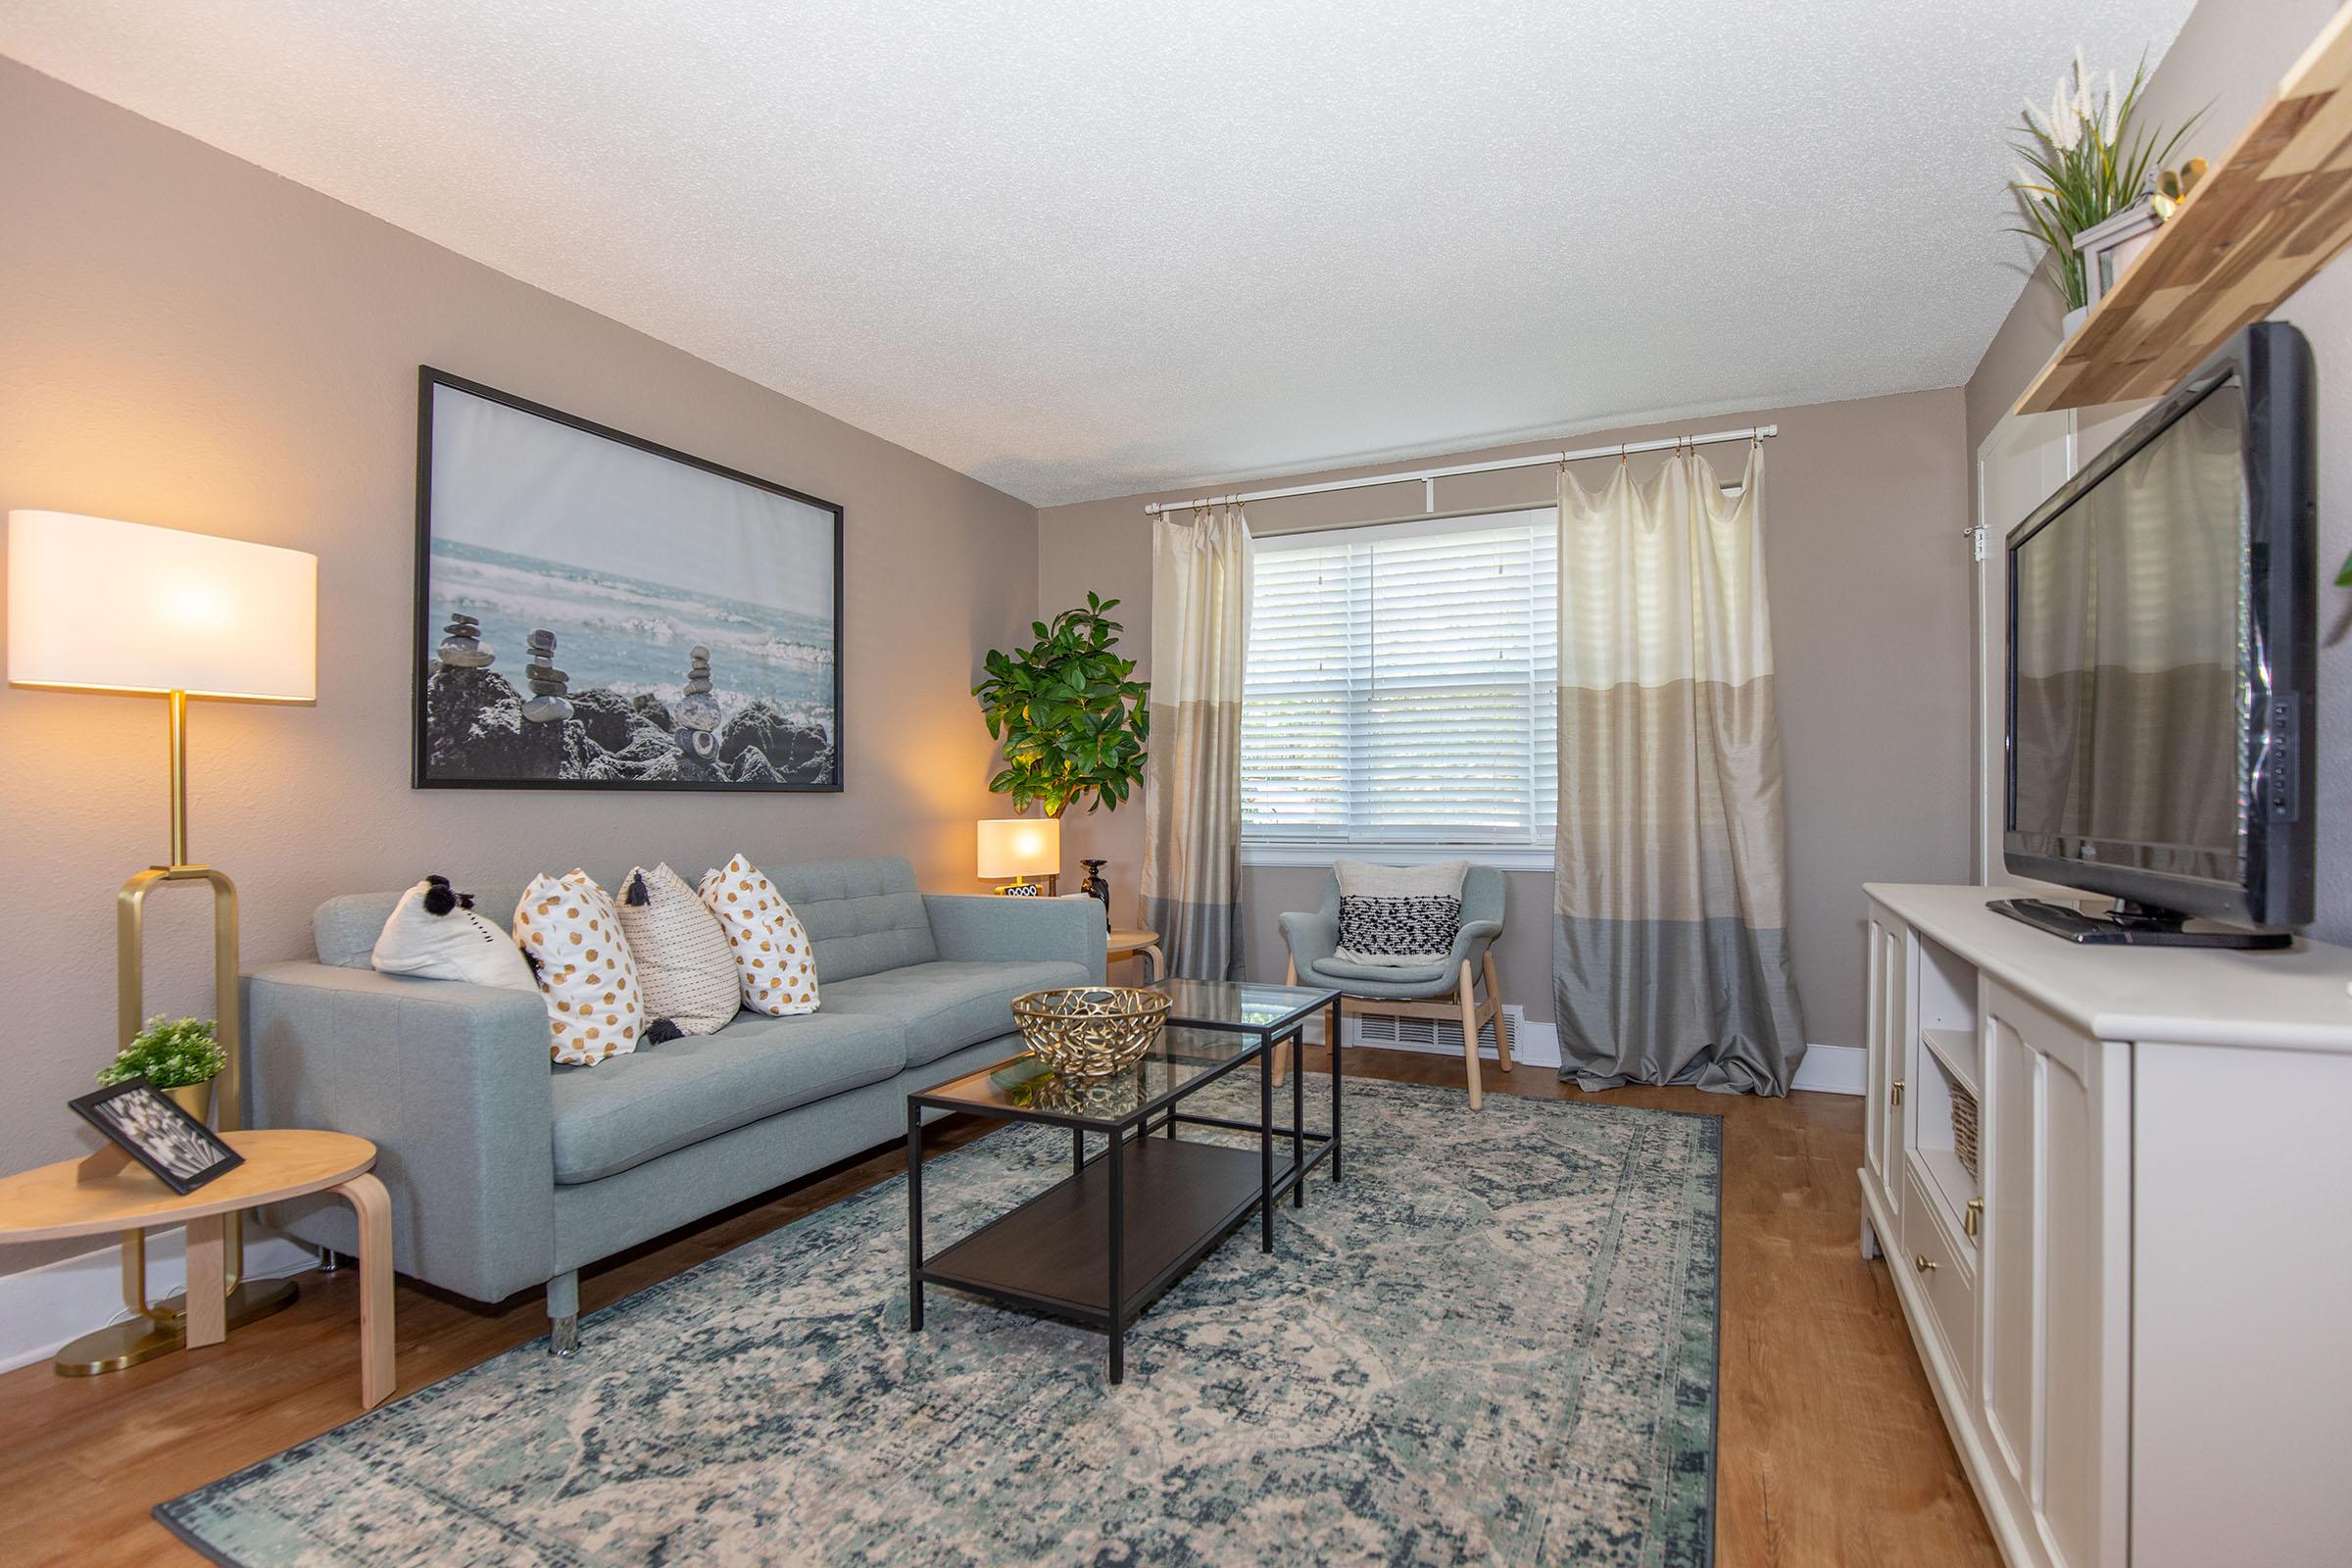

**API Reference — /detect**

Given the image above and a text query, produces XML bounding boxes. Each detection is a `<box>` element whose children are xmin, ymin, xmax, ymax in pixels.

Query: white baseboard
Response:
<box><xmin>1791</xmin><ymin>1043</ymin><xmax>1866</xmax><ymax>1096</ymax></box>
<box><xmin>0</xmin><ymin>1226</ymin><xmax>316</xmax><ymax>1374</ymax></box>
<box><xmin>1323</xmin><ymin>1010</ymin><xmax>1864</xmax><ymax>1097</ymax></box>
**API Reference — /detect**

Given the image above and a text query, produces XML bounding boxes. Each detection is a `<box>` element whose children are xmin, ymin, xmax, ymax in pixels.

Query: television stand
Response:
<box><xmin>1987</xmin><ymin>897</ymin><xmax>2291</xmax><ymax>950</ymax></box>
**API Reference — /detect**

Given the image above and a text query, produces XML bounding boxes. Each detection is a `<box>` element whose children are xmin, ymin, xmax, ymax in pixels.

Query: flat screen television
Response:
<box><xmin>1996</xmin><ymin>320</ymin><xmax>2316</xmax><ymax>947</ymax></box>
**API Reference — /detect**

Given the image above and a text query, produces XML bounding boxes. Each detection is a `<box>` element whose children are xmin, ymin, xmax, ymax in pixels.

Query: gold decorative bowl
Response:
<box><xmin>1010</xmin><ymin>986</ymin><xmax>1172</xmax><ymax>1079</ymax></box>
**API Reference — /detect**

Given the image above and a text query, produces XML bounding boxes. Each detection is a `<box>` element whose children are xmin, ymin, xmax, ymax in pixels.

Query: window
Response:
<box><xmin>1242</xmin><ymin>508</ymin><xmax>1556</xmax><ymax>864</ymax></box>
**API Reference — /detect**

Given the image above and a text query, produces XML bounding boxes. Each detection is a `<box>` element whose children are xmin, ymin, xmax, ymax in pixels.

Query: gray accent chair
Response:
<box><xmin>245</xmin><ymin>857</ymin><xmax>1102</xmax><ymax>1351</ymax></box>
<box><xmin>1277</xmin><ymin>865</ymin><xmax>1512</xmax><ymax>1108</ymax></box>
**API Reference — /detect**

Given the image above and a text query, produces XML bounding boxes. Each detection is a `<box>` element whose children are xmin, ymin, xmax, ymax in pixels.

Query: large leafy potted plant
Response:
<box><xmin>2009</xmin><ymin>52</ymin><xmax>2198</xmax><ymax>322</ymax></box>
<box><xmin>973</xmin><ymin>593</ymin><xmax>1150</xmax><ymax>818</ymax></box>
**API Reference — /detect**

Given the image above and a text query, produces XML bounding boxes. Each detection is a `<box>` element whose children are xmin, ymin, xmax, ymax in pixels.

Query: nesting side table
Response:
<box><xmin>0</xmin><ymin>1129</ymin><xmax>394</xmax><ymax>1408</ymax></box>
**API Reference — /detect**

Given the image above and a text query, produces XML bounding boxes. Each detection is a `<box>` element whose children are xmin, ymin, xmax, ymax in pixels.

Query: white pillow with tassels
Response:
<box><xmin>617</xmin><ymin>862</ymin><xmax>741</xmax><ymax>1039</ymax></box>
<box><xmin>371</xmin><ymin>876</ymin><xmax>536</xmax><ymax>991</ymax></box>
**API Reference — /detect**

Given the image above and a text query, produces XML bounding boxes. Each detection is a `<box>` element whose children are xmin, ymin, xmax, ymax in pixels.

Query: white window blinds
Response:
<box><xmin>1242</xmin><ymin>508</ymin><xmax>1557</xmax><ymax>854</ymax></box>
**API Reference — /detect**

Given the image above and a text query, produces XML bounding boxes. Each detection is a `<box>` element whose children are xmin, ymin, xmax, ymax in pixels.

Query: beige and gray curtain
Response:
<box><xmin>1553</xmin><ymin>443</ymin><xmax>1806</xmax><ymax>1094</ymax></box>
<box><xmin>1141</xmin><ymin>502</ymin><xmax>1252</xmax><ymax>980</ymax></box>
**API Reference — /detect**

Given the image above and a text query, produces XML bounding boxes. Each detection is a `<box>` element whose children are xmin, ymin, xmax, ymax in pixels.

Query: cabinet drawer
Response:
<box><xmin>1901</xmin><ymin>1162</ymin><xmax>1978</xmax><ymax>1390</ymax></box>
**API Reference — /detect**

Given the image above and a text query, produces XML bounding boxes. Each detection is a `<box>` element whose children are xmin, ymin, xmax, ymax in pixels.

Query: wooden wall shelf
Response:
<box><xmin>2016</xmin><ymin>0</ymin><xmax>2352</xmax><ymax>415</ymax></box>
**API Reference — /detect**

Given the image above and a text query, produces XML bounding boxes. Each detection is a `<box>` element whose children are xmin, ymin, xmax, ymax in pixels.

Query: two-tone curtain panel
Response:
<box><xmin>1141</xmin><ymin>502</ymin><xmax>1252</xmax><ymax>980</ymax></box>
<box><xmin>1553</xmin><ymin>442</ymin><xmax>1807</xmax><ymax>1093</ymax></box>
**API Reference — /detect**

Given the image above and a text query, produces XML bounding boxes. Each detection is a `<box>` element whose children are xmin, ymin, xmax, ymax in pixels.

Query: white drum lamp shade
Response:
<box><xmin>977</xmin><ymin>816</ymin><xmax>1060</xmax><ymax>881</ymax></box>
<box><xmin>6</xmin><ymin>511</ymin><xmax>317</xmax><ymax>701</ymax></box>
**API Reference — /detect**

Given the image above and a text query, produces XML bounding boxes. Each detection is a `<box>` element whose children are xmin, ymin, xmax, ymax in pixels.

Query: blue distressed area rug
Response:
<box><xmin>160</xmin><ymin>1077</ymin><xmax>1719</xmax><ymax>1566</ymax></box>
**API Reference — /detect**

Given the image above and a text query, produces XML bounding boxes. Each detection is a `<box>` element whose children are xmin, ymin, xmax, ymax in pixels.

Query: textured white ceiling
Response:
<box><xmin>0</xmin><ymin>1</ymin><xmax>2194</xmax><ymax>506</ymax></box>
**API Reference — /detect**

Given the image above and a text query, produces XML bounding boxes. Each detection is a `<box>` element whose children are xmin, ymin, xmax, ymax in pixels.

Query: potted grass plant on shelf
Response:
<box><xmin>97</xmin><ymin>1015</ymin><xmax>226</xmax><ymax>1123</ymax></box>
<box><xmin>2009</xmin><ymin>51</ymin><xmax>2199</xmax><ymax>334</ymax></box>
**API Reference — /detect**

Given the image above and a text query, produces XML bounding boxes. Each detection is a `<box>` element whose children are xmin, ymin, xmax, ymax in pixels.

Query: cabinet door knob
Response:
<box><xmin>1892</xmin><ymin>1078</ymin><xmax>1905</xmax><ymax>1106</ymax></box>
<box><xmin>1964</xmin><ymin>1199</ymin><xmax>1984</xmax><ymax>1238</ymax></box>
<box><xmin>1913</xmin><ymin>1253</ymin><xmax>1938</xmax><ymax>1273</ymax></box>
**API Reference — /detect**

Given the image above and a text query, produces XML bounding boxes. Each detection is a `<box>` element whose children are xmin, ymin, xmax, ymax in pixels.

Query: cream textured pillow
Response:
<box><xmin>697</xmin><ymin>854</ymin><xmax>820</xmax><ymax>1016</ymax></box>
<box><xmin>371</xmin><ymin>876</ymin><xmax>537</xmax><ymax>991</ymax></box>
<box><xmin>512</xmin><ymin>870</ymin><xmax>644</xmax><ymax>1065</ymax></box>
<box><xmin>616</xmin><ymin>863</ymin><xmax>740</xmax><ymax>1039</ymax></box>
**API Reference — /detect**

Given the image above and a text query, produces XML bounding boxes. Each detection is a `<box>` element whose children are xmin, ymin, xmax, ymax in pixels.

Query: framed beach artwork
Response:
<box><xmin>413</xmin><ymin>368</ymin><xmax>844</xmax><ymax>791</ymax></box>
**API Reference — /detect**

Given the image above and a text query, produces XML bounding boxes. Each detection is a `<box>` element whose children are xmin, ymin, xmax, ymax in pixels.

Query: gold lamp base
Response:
<box><xmin>53</xmin><ymin>1278</ymin><xmax>299</xmax><ymax>1376</ymax></box>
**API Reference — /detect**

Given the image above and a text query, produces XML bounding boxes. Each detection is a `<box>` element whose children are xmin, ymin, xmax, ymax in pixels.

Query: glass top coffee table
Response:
<box><xmin>906</xmin><ymin>979</ymin><xmax>1341</xmax><ymax>1383</ymax></box>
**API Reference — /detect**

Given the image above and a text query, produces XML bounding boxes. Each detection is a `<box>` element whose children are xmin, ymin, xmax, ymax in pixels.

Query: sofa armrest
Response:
<box><xmin>923</xmin><ymin>895</ymin><xmax>1105</xmax><ymax>983</ymax></box>
<box><xmin>244</xmin><ymin>960</ymin><xmax>557</xmax><ymax>1303</ymax></box>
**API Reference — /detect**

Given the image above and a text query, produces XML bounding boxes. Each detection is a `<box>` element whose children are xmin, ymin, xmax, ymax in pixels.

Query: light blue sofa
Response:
<box><xmin>245</xmin><ymin>857</ymin><xmax>1102</xmax><ymax>1351</ymax></box>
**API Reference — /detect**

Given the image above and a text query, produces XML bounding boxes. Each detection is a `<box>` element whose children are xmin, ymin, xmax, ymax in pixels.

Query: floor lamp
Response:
<box><xmin>5</xmin><ymin>510</ymin><xmax>318</xmax><ymax>1375</ymax></box>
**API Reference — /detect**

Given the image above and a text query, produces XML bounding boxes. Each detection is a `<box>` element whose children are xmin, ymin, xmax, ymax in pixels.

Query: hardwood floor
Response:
<box><xmin>0</xmin><ymin>1048</ymin><xmax>1997</xmax><ymax>1568</ymax></box>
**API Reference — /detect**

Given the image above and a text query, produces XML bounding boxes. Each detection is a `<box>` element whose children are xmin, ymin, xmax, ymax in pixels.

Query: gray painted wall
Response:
<box><xmin>0</xmin><ymin>59</ymin><xmax>1039</xmax><ymax>1272</ymax></box>
<box><xmin>1039</xmin><ymin>388</ymin><xmax>1973</xmax><ymax>1059</ymax></box>
<box><xmin>1963</xmin><ymin>0</ymin><xmax>2352</xmax><ymax>948</ymax></box>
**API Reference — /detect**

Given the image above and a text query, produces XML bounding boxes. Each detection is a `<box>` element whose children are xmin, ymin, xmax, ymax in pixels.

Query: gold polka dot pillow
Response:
<box><xmin>512</xmin><ymin>869</ymin><xmax>644</xmax><ymax>1065</ymax></box>
<box><xmin>696</xmin><ymin>854</ymin><xmax>820</xmax><ymax>1016</ymax></box>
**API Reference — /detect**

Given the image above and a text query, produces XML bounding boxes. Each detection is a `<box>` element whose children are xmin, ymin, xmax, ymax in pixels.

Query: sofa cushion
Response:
<box><xmin>817</xmin><ymin>959</ymin><xmax>1089</xmax><ymax>1066</ymax></box>
<box><xmin>1311</xmin><ymin>956</ymin><xmax>1452</xmax><ymax>987</ymax></box>
<box><xmin>549</xmin><ymin>1012</ymin><xmax>903</xmax><ymax>1184</ymax></box>
<box><xmin>762</xmin><ymin>858</ymin><xmax>938</xmax><ymax>983</ymax></box>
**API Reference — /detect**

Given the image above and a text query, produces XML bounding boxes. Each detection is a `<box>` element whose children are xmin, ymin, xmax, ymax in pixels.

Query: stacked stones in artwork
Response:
<box><xmin>422</xmin><ymin>623</ymin><xmax>833</xmax><ymax>787</ymax></box>
<box><xmin>675</xmin><ymin>646</ymin><xmax>719</xmax><ymax>761</ymax></box>
<box><xmin>520</xmin><ymin>631</ymin><xmax>574</xmax><ymax>724</ymax></box>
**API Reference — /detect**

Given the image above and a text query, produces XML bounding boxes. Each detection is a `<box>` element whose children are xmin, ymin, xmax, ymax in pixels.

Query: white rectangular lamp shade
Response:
<box><xmin>977</xmin><ymin>817</ymin><xmax>1059</xmax><ymax>879</ymax></box>
<box><xmin>7</xmin><ymin>511</ymin><xmax>318</xmax><ymax>701</ymax></box>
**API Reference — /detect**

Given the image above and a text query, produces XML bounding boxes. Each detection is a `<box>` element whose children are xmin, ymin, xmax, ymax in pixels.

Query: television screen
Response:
<box><xmin>2009</xmin><ymin>380</ymin><xmax>2249</xmax><ymax>887</ymax></box>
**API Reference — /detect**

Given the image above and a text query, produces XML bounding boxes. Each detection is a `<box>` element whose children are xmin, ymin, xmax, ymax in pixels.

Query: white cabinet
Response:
<box><xmin>1974</xmin><ymin>982</ymin><xmax>2129</xmax><ymax>1568</ymax></box>
<box><xmin>1859</xmin><ymin>884</ymin><xmax>2352</xmax><ymax>1567</ymax></box>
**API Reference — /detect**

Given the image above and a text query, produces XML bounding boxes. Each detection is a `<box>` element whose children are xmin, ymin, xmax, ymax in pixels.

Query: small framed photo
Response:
<box><xmin>70</xmin><ymin>1078</ymin><xmax>243</xmax><ymax>1195</ymax></box>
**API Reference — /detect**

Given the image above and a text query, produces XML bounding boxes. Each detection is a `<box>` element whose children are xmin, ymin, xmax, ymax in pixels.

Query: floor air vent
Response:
<box><xmin>1348</xmin><ymin>1004</ymin><xmax>1526</xmax><ymax>1057</ymax></box>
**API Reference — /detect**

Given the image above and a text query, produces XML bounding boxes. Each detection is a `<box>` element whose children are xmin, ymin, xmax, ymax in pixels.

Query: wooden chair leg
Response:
<box><xmin>1457</xmin><ymin>959</ymin><xmax>1485</xmax><ymax>1109</ymax></box>
<box><xmin>1485</xmin><ymin>951</ymin><xmax>1513</xmax><ymax>1071</ymax></box>
<box><xmin>1274</xmin><ymin>957</ymin><xmax>1298</xmax><ymax>1083</ymax></box>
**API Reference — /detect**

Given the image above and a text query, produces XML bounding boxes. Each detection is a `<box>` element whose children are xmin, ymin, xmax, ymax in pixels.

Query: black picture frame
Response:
<box><xmin>70</xmin><ymin>1077</ymin><xmax>244</xmax><ymax>1196</ymax></box>
<box><xmin>413</xmin><ymin>367</ymin><xmax>846</xmax><ymax>792</ymax></box>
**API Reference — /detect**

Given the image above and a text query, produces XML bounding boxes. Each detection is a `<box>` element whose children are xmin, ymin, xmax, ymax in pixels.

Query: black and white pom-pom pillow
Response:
<box><xmin>371</xmin><ymin>875</ymin><xmax>538</xmax><ymax>991</ymax></box>
<box><xmin>1333</xmin><ymin>859</ymin><xmax>1468</xmax><ymax>967</ymax></box>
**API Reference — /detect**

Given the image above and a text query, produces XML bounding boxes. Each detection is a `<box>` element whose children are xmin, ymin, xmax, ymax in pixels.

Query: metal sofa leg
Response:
<box><xmin>547</xmin><ymin>1269</ymin><xmax>580</xmax><ymax>1357</ymax></box>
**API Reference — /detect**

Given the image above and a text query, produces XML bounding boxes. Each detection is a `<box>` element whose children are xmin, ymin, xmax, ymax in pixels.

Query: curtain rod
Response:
<box><xmin>1142</xmin><ymin>424</ymin><xmax>1778</xmax><ymax>515</ymax></box>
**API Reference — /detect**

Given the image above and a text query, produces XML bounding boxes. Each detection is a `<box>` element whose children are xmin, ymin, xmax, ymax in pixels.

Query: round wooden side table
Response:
<box><xmin>1107</xmin><ymin>926</ymin><xmax>1164</xmax><ymax>981</ymax></box>
<box><xmin>0</xmin><ymin>1129</ymin><xmax>394</xmax><ymax>1408</ymax></box>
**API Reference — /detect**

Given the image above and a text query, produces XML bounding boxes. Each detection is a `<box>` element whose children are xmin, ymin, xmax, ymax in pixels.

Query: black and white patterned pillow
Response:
<box><xmin>1337</xmin><ymin>894</ymin><xmax>1461</xmax><ymax>964</ymax></box>
<box><xmin>1330</xmin><ymin>859</ymin><xmax>1469</xmax><ymax>966</ymax></box>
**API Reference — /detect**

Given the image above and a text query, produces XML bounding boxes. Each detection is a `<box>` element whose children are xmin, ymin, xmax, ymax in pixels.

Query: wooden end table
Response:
<box><xmin>0</xmin><ymin>1129</ymin><xmax>394</xmax><ymax>1408</ymax></box>
<box><xmin>1107</xmin><ymin>926</ymin><xmax>1164</xmax><ymax>981</ymax></box>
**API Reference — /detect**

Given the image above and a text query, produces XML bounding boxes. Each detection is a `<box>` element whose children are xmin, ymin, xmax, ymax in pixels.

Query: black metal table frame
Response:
<box><xmin>905</xmin><ymin>989</ymin><xmax>1343</xmax><ymax>1383</ymax></box>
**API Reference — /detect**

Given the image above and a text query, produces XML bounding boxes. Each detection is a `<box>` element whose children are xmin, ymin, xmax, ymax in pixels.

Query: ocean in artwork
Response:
<box><xmin>426</xmin><ymin>539</ymin><xmax>834</xmax><ymax>731</ymax></box>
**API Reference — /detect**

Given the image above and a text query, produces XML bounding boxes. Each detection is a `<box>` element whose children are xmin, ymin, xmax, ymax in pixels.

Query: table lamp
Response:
<box><xmin>6</xmin><ymin>510</ymin><xmax>318</xmax><ymax>1375</ymax></box>
<box><xmin>977</xmin><ymin>816</ymin><xmax>1060</xmax><ymax>895</ymax></box>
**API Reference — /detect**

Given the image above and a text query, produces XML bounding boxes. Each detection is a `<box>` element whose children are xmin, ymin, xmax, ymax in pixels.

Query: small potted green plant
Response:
<box><xmin>98</xmin><ymin>1015</ymin><xmax>227</xmax><ymax>1124</ymax></box>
